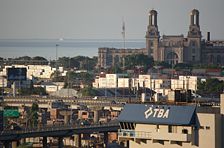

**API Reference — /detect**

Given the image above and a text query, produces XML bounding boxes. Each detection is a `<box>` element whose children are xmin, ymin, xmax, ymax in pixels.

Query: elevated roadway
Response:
<box><xmin>3</xmin><ymin>96</ymin><xmax>126</xmax><ymax>110</ymax></box>
<box><xmin>0</xmin><ymin>122</ymin><xmax>119</xmax><ymax>141</ymax></box>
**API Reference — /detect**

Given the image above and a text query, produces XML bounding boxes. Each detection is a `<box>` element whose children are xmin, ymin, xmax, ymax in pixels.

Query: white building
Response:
<box><xmin>171</xmin><ymin>76</ymin><xmax>198</xmax><ymax>91</ymax></box>
<box><xmin>93</xmin><ymin>74</ymin><xmax>128</xmax><ymax>88</ymax></box>
<box><xmin>35</xmin><ymin>82</ymin><xmax>64</xmax><ymax>93</ymax></box>
<box><xmin>1</xmin><ymin>65</ymin><xmax>56</xmax><ymax>79</ymax></box>
<box><xmin>0</xmin><ymin>76</ymin><xmax>7</xmax><ymax>88</ymax></box>
<box><xmin>93</xmin><ymin>74</ymin><xmax>200</xmax><ymax>98</ymax></box>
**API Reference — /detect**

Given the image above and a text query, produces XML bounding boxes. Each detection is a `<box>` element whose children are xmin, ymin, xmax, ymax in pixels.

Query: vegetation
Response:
<box><xmin>18</xmin><ymin>87</ymin><xmax>47</xmax><ymax>96</ymax></box>
<box><xmin>56</xmin><ymin>56</ymin><xmax>97</xmax><ymax>70</ymax></box>
<box><xmin>124</xmin><ymin>54</ymin><xmax>154</xmax><ymax>72</ymax></box>
<box><xmin>80</xmin><ymin>87</ymin><xmax>97</xmax><ymax>96</ymax></box>
<box><xmin>64</xmin><ymin>71</ymin><xmax>94</xmax><ymax>87</ymax></box>
<box><xmin>174</xmin><ymin>63</ymin><xmax>193</xmax><ymax>71</ymax></box>
<box><xmin>107</xmin><ymin>66</ymin><xmax>123</xmax><ymax>74</ymax></box>
<box><xmin>10</xmin><ymin>56</ymin><xmax>48</xmax><ymax>65</ymax></box>
<box><xmin>197</xmin><ymin>78</ymin><xmax>224</xmax><ymax>97</ymax></box>
<box><xmin>27</xmin><ymin>102</ymin><xmax>39</xmax><ymax>128</ymax></box>
<box><xmin>154</xmin><ymin>61</ymin><xmax>172</xmax><ymax>68</ymax></box>
<box><xmin>192</xmin><ymin>64</ymin><xmax>222</xmax><ymax>69</ymax></box>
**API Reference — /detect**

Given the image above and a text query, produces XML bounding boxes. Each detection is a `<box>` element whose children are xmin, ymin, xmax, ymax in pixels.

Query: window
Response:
<box><xmin>182</xmin><ymin>129</ymin><xmax>188</xmax><ymax>134</ymax></box>
<box><xmin>168</xmin><ymin>125</ymin><xmax>172</xmax><ymax>133</ymax></box>
<box><xmin>150</xmin><ymin>41</ymin><xmax>154</xmax><ymax>47</ymax></box>
<box><xmin>206</xmin><ymin>126</ymin><xmax>210</xmax><ymax>130</ymax></box>
<box><xmin>156</xmin><ymin>125</ymin><xmax>160</xmax><ymax>132</ymax></box>
<box><xmin>192</xmin><ymin>41</ymin><xmax>196</xmax><ymax>47</ymax></box>
<box><xmin>172</xmin><ymin>126</ymin><xmax>177</xmax><ymax>133</ymax></box>
<box><xmin>217</xmin><ymin>55</ymin><xmax>221</xmax><ymax>63</ymax></box>
<box><xmin>82</xmin><ymin>112</ymin><xmax>87</xmax><ymax>115</ymax></box>
<box><xmin>192</xmin><ymin>48</ymin><xmax>195</xmax><ymax>53</ymax></box>
<box><xmin>200</xmin><ymin>126</ymin><xmax>204</xmax><ymax>129</ymax></box>
<box><xmin>192</xmin><ymin>56</ymin><xmax>195</xmax><ymax>61</ymax></box>
<box><xmin>150</xmin><ymin>48</ymin><xmax>154</xmax><ymax>54</ymax></box>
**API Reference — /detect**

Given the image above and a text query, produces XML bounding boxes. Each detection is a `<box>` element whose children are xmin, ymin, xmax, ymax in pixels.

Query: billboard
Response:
<box><xmin>7</xmin><ymin>68</ymin><xmax>27</xmax><ymax>81</ymax></box>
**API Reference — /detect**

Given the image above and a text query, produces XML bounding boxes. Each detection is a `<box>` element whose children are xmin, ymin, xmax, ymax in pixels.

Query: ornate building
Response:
<box><xmin>146</xmin><ymin>9</ymin><xmax>202</xmax><ymax>65</ymax></box>
<box><xmin>97</xmin><ymin>47</ymin><xmax>148</xmax><ymax>68</ymax></box>
<box><xmin>97</xmin><ymin>9</ymin><xmax>224</xmax><ymax>68</ymax></box>
<box><xmin>146</xmin><ymin>9</ymin><xmax>224</xmax><ymax>66</ymax></box>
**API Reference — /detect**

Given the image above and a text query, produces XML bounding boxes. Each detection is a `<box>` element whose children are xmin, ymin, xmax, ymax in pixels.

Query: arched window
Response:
<box><xmin>210</xmin><ymin>55</ymin><xmax>214</xmax><ymax>64</ymax></box>
<box><xmin>222</xmin><ymin>56</ymin><xmax>224</xmax><ymax>65</ymax></box>
<box><xmin>217</xmin><ymin>55</ymin><xmax>221</xmax><ymax>64</ymax></box>
<box><xmin>166</xmin><ymin>52</ymin><xmax>179</xmax><ymax>65</ymax></box>
<box><xmin>191</xmin><ymin>41</ymin><xmax>196</xmax><ymax>47</ymax></box>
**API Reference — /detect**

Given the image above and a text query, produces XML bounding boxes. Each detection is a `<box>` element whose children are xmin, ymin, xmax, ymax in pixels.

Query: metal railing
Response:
<box><xmin>0</xmin><ymin>122</ymin><xmax>119</xmax><ymax>135</ymax></box>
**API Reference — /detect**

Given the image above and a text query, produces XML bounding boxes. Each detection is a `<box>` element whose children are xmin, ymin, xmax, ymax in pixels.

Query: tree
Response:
<box><xmin>124</xmin><ymin>54</ymin><xmax>153</xmax><ymax>72</ymax></box>
<box><xmin>66</xmin><ymin>71</ymin><xmax>94</xmax><ymax>87</ymax></box>
<box><xmin>80</xmin><ymin>87</ymin><xmax>97</xmax><ymax>96</ymax></box>
<box><xmin>154</xmin><ymin>61</ymin><xmax>172</xmax><ymax>68</ymax></box>
<box><xmin>108</xmin><ymin>66</ymin><xmax>122</xmax><ymax>74</ymax></box>
<box><xmin>27</xmin><ymin>102</ymin><xmax>39</xmax><ymax>128</ymax></box>
<box><xmin>56</xmin><ymin>56</ymin><xmax>97</xmax><ymax>71</ymax></box>
<box><xmin>174</xmin><ymin>63</ymin><xmax>192</xmax><ymax>70</ymax></box>
<box><xmin>197</xmin><ymin>78</ymin><xmax>224</xmax><ymax>97</ymax></box>
<box><xmin>18</xmin><ymin>87</ymin><xmax>47</xmax><ymax>96</ymax></box>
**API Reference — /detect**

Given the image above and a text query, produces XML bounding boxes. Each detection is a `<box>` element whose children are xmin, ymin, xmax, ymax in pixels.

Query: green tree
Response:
<box><xmin>124</xmin><ymin>54</ymin><xmax>153</xmax><ymax>72</ymax></box>
<box><xmin>56</xmin><ymin>56</ymin><xmax>97</xmax><ymax>71</ymax></box>
<box><xmin>18</xmin><ymin>87</ymin><xmax>47</xmax><ymax>96</ymax></box>
<box><xmin>67</xmin><ymin>72</ymin><xmax>94</xmax><ymax>86</ymax></box>
<box><xmin>27</xmin><ymin>102</ymin><xmax>39</xmax><ymax>128</ymax></box>
<box><xmin>80</xmin><ymin>87</ymin><xmax>97</xmax><ymax>96</ymax></box>
<box><xmin>197</xmin><ymin>78</ymin><xmax>224</xmax><ymax>97</ymax></box>
<box><xmin>108</xmin><ymin>66</ymin><xmax>122</xmax><ymax>74</ymax></box>
<box><xmin>154</xmin><ymin>61</ymin><xmax>172</xmax><ymax>68</ymax></box>
<box><xmin>174</xmin><ymin>63</ymin><xmax>192</xmax><ymax>71</ymax></box>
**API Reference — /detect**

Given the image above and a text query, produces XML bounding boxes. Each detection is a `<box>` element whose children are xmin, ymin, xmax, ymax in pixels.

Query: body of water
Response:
<box><xmin>0</xmin><ymin>39</ymin><xmax>145</xmax><ymax>60</ymax></box>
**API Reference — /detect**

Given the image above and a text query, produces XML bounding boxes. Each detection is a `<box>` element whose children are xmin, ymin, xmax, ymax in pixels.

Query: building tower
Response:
<box><xmin>187</xmin><ymin>9</ymin><xmax>202</xmax><ymax>63</ymax></box>
<box><xmin>146</xmin><ymin>10</ymin><xmax>160</xmax><ymax>61</ymax></box>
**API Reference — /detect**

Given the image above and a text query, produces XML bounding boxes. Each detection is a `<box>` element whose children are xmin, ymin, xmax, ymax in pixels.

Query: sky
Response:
<box><xmin>0</xmin><ymin>0</ymin><xmax>223</xmax><ymax>40</ymax></box>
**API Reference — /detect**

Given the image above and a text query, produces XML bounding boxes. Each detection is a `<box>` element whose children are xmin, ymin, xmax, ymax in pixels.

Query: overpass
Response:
<box><xmin>4</xmin><ymin>96</ymin><xmax>125</xmax><ymax>110</ymax></box>
<box><xmin>0</xmin><ymin>122</ymin><xmax>120</xmax><ymax>148</ymax></box>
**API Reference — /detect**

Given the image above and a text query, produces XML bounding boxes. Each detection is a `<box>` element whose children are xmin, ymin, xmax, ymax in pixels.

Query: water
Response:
<box><xmin>0</xmin><ymin>39</ymin><xmax>145</xmax><ymax>60</ymax></box>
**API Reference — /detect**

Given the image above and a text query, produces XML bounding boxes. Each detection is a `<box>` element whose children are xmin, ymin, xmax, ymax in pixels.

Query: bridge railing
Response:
<box><xmin>0</xmin><ymin>122</ymin><xmax>119</xmax><ymax>135</ymax></box>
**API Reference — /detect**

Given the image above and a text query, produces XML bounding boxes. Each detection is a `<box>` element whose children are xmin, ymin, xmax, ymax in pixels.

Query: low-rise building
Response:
<box><xmin>118</xmin><ymin>95</ymin><xmax>224</xmax><ymax>148</ymax></box>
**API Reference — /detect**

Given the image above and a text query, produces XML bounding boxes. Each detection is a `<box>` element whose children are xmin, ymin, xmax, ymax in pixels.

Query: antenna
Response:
<box><xmin>122</xmin><ymin>17</ymin><xmax>126</xmax><ymax>49</ymax></box>
<box><xmin>121</xmin><ymin>18</ymin><xmax>126</xmax><ymax>98</ymax></box>
<box><xmin>121</xmin><ymin>17</ymin><xmax>126</xmax><ymax>70</ymax></box>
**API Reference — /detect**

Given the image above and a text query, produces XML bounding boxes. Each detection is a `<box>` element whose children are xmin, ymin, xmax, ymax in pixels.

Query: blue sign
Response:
<box><xmin>118</xmin><ymin>104</ymin><xmax>196</xmax><ymax>126</ymax></box>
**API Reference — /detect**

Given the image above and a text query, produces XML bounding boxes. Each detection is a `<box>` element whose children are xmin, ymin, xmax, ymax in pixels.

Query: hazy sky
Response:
<box><xmin>0</xmin><ymin>0</ymin><xmax>223</xmax><ymax>40</ymax></box>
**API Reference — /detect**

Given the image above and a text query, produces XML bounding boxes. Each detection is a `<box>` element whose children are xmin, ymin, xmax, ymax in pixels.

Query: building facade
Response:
<box><xmin>118</xmin><ymin>95</ymin><xmax>224</xmax><ymax>148</ymax></box>
<box><xmin>98</xmin><ymin>9</ymin><xmax>224</xmax><ymax>68</ymax></box>
<box><xmin>97</xmin><ymin>48</ymin><xmax>148</xmax><ymax>68</ymax></box>
<box><xmin>146</xmin><ymin>9</ymin><xmax>224</xmax><ymax>65</ymax></box>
